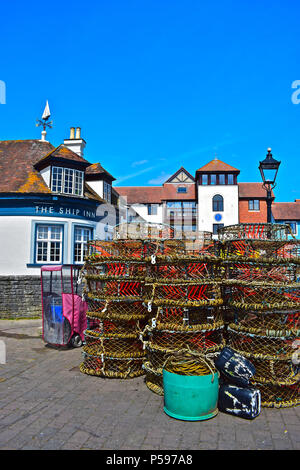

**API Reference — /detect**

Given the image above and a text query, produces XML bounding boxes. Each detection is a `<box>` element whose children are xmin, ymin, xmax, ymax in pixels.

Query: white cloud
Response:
<box><xmin>116</xmin><ymin>165</ymin><xmax>157</xmax><ymax>184</ymax></box>
<box><xmin>131</xmin><ymin>159</ymin><xmax>148</xmax><ymax>167</ymax></box>
<box><xmin>148</xmin><ymin>172</ymin><xmax>172</xmax><ymax>185</ymax></box>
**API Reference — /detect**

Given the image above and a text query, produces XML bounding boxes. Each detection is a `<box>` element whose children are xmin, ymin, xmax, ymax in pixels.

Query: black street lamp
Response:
<box><xmin>259</xmin><ymin>148</ymin><xmax>281</xmax><ymax>223</ymax></box>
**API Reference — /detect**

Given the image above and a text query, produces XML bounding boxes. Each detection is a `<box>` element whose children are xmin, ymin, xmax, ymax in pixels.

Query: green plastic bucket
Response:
<box><xmin>162</xmin><ymin>369</ymin><xmax>219</xmax><ymax>421</ymax></box>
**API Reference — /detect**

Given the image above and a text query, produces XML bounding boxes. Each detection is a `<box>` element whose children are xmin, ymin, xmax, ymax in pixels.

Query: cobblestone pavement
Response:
<box><xmin>0</xmin><ymin>319</ymin><xmax>299</xmax><ymax>451</ymax></box>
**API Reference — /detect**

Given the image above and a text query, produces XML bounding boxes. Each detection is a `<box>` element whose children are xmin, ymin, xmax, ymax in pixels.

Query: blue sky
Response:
<box><xmin>0</xmin><ymin>0</ymin><xmax>299</xmax><ymax>202</ymax></box>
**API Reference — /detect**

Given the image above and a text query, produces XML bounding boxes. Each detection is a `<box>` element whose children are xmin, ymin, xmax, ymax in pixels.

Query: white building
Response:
<box><xmin>115</xmin><ymin>162</ymin><xmax>242</xmax><ymax>239</ymax></box>
<box><xmin>0</xmin><ymin>127</ymin><xmax>117</xmax><ymax>277</ymax></box>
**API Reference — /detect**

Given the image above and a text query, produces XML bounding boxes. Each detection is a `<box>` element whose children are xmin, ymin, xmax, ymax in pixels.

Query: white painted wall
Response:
<box><xmin>88</xmin><ymin>180</ymin><xmax>104</xmax><ymax>199</ymax></box>
<box><xmin>0</xmin><ymin>216</ymin><xmax>97</xmax><ymax>276</ymax></box>
<box><xmin>40</xmin><ymin>166</ymin><xmax>51</xmax><ymax>188</ymax></box>
<box><xmin>197</xmin><ymin>184</ymin><xmax>239</xmax><ymax>236</ymax></box>
<box><xmin>130</xmin><ymin>203</ymin><xmax>163</xmax><ymax>224</ymax></box>
<box><xmin>95</xmin><ymin>202</ymin><xmax>118</xmax><ymax>241</ymax></box>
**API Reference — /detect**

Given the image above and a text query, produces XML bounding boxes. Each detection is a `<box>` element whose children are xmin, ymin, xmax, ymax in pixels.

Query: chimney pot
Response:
<box><xmin>76</xmin><ymin>127</ymin><xmax>81</xmax><ymax>139</ymax></box>
<box><xmin>70</xmin><ymin>127</ymin><xmax>75</xmax><ymax>139</ymax></box>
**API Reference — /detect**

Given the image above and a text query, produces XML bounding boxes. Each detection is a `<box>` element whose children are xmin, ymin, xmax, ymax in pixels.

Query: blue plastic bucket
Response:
<box><xmin>163</xmin><ymin>369</ymin><xmax>219</xmax><ymax>421</ymax></box>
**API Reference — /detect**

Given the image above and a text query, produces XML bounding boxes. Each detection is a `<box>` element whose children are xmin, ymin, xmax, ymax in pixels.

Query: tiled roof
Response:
<box><xmin>272</xmin><ymin>201</ymin><xmax>300</xmax><ymax>220</ymax></box>
<box><xmin>196</xmin><ymin>158</ymin><xmax>240</xmax><ymax>173</ymax></box>
<box><xmin>0</xmin><ymin>140</ymin><xmax>54</xmax><ymax>193</ymax></box>
<box><xmin>0</xmin><ymin>139</ymin><xmax>103</xmax><ymax>202</ymax></box>
<box><xmin>114</xmin><ymin>183</ymin><xmax>195</xmax><ymax>204</ymax></box>
<box><xmin>238</xmin><ymin>182</ymin><xmax>274</xmax><ymax>198</ymax></box>
<box><xmin>86</xmin><ymin>162</ymin><xmax>116</xmax><ymax>181</ymax></box>
<box><xmin>115</xmin><ymin>186</ymin><xmax>163</xmax><ymax>204</ymax></box>
<box><xmin>35</xmin><ymin>144</ymin><xmax>91</xmax><ymax>168</ymax></box>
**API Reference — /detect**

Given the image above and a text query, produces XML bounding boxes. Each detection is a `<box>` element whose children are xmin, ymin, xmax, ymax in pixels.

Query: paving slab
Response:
<box><xmin>0</xmin><ymin>319</ymin><xmax>299</xmax><ymax>450</ymax></box>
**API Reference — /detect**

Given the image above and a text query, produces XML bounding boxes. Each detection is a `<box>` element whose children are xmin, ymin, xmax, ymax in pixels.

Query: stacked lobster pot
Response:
<box><xmin>80</xmin><ymin>239</ymin><xmax>156</xmax><ymax>379</ymax></box>
<box><xmin>219</xmin><ymin>223</ymin><xmax>300</xmax><ymax>408</ymax></box>
<box><xmin>141</xmin><ymin>232</ymin><xmax>225</xmax><ymax>395</ymax></box>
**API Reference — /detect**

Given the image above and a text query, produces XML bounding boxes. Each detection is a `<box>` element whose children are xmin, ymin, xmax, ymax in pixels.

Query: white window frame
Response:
<box><xmin>147</xmin><ymin>204</ymin><xmax>158</xmax><ymax>215</ymax></box>
<box><xmin>51</xmin><ymin>166</ymin><xmax>84</xmax><ymax>196</ymax></box>
<box><xmin>74</xmin><ymin>226</ymin><xmax>93</xmax><ymax>264</ymax></box>
<box><xmin>103</xmin><ymin>181</ymin><xmax>112</xmax><ymax>203</ymax></box>
<box><xmin>36</xmin><ymin>224</ymin><xmax>63</xmax><ymax>264</ymax></box>
<box><xmin>248</xmin><ymin>199</ymin><xmax>260</xmax><ymax>211</ymax></box>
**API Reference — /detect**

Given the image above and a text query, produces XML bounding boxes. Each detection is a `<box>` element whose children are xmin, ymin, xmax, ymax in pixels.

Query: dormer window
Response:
<box><xmin>51</xmin><ymin>166</ymin><xmax>84</xmax><ymax>196</ymax></box>
<box><xmin>103</xmin><ymin>181</ymin><xmax>111</xmax><ymax>203</ymax></box>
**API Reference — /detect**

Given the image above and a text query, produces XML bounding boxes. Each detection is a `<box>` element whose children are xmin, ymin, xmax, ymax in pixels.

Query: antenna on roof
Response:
<box><xmin>36</xmin><ymin>100</ymin><xmax>53</xmax><ymax>141</ymax></box>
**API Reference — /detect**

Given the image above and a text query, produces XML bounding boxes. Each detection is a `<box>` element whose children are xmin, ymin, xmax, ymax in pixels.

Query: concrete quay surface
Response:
<box><xmin>0</xmin><ymin>319</ymin><xmax>299</xmax><ymax>451</ymax></box>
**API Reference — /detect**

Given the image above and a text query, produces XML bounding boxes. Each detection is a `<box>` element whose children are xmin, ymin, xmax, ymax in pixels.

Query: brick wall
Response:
<box><xmin>0</xmin><ymin>276</ymin><xmax>42</xmax><ymax>319</ymax></box>
<box><xmin>239</xmin><ymin>199</ymin><xmax>268</xmax><ymax>223</ymax></box>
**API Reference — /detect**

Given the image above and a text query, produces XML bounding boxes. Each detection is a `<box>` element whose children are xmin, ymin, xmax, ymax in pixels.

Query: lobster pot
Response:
<box><xmin>87</xmin><ymin>239</ymin><xmax>158</xmax><ymax>261</ymax></box>
<box><xmin>85</xmin><ymin>299</ymin><xmax>148</xmax><ymax>322</ymax></box>
<box><xmin>80</xmin><ymin>317</ymin><xmax>146</xmax><ymax>378</ymax></box>
<box><xmin>145</xmin><ymin>259</ymin><xmax>221</xmax><ymax>283</ymax></box>
<box><xmin>228</xmin><ymin>308</ymin><xmax>300</xmax><ymax>333</ymax></box>
<box><xmin>226</xmin><ymin>281</ymin><xmax>300</xmax><ymax>311</ymax></box>
<box><xmin>143</xmin><ymin>323</ymin><xmax>225</xmax><ymax>395</ymax></box>
<box><xmin>85</xmin><ymin>261</ymin><xmax>147</xmax><ymax>283</ymax></box>
<box><xmin>227</xmin><ymin>324</ymin><xmax>299</xmax><ymax>357</ymax></box>
<box><xmin>80</xmin><ymin>239</ymin><xmax>154</xmax><ymax>379</ymax></box>
<box><xmin>245</xmin><ymin>357</ymin><xmax>299</xmax><ymax>386</ymax></box>
<box><xmin>218</xmin><ymin>223</ymin><xmax>290</xmax><ymax>242</ymax></box>
<box><xmin>148</xmin><ymin>326</ymin><xmax>225</xmax><ymax>355</ymax></box>
<box><xmin>254</xmin><ymin>381</ymin><xmax>300</xmax><ymax>408</ymax></box>
<box><xmin>80</xmin><ymin>355</ymin><xmax>145</xmax><ymax>379</ymax></box>
<box><xmin>153</xmin><ymin>305</ymin><xmax>223</xmax><ymax>328</ymax></box>
<box><xmin>223</xmin><ymin>260</ymin><xmax>300</xmax><ymax>284</ymax></box>
<box><xmin>144</xmin><ymin>281</ymin><xmax>223</xmax><ymax>309</ymax></box>
<box><xmin>142</xmin><ymin>235</ymin><xmax>225</xmax><ymax>395</ymax></box>
<box><xmin>226</xmin><ymin>316</ymin><xmax>300</xmax><ymax>407</ymax></box>
<box><xmin>113</xmin><ymin>222</ymin><xmax>175</xmax><ymax>241</ymax></box>
<box><xmin>218</xmin><ymin>223</ymin><xmax>300</xmax><ymax>263</ymax></box>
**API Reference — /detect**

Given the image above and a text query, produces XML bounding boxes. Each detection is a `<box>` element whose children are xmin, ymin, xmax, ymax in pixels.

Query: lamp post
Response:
<box><xmin>259</xmin><ymin>148</ymin><xmax>281</xmax><ymax>223</ymax></box>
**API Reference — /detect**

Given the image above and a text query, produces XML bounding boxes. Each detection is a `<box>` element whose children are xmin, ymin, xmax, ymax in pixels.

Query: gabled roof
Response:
<box><xmin>196</xmin><ymin>158</ymin><xmax>240</xmax><ymax>173</ymax></box>
<box><xmin>86</xmin><ymin>162</ymin><xmax>116</xmax><ymax>181</ymax></box>
<box><xmin>34</xmin><ymin>144</ymin><xmax>91</xmax><ymax>170</ymax></box>
<box><xmin>165</xmin><ymin>167</ymin><xmax>195</xmax><ymax>184</ymax></box>
<box><xmin>272</xmin><ymin>201</ymin><xmax>300</xmax><ymax>220</ymax></box>
<box><xmin>238</xmin><ymin>182</ymin><xmax>274</xmax><ymax>198</ymax></box>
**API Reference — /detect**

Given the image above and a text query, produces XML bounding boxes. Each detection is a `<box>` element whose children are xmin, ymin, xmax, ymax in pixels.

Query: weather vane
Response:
<box><xmin>36</xmin><ymin>100</ymin><xmax>53</xmax><ymax>141</ymax></box>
